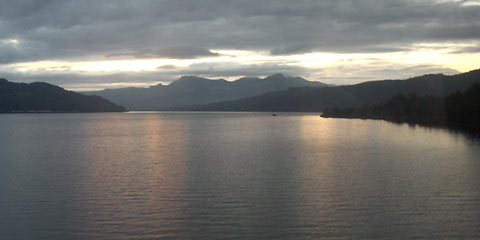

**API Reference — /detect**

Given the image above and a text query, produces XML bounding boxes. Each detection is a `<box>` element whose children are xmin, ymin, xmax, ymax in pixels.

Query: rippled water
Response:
<box><xmin>0</xmin><ymin>112</ymin><xmax>479</xmax><ymax>239</ymax></box>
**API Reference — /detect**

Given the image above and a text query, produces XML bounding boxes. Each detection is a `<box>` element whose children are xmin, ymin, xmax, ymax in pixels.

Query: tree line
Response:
<box><xmin>322</xmin><ymin>83</ymin><xmax>480</xmax><ymax>129</ymax></box>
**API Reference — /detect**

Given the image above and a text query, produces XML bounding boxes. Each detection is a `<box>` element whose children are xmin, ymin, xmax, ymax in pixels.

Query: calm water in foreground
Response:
<box><xmin>0</xmin><ymin>112</ymin><xmax>479</xmax><ymax>239</ymax></box>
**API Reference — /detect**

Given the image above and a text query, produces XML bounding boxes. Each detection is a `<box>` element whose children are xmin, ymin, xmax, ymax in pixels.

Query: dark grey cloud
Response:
<box><xmin>0</xmin><ymin>70</ymin><xmax>175</xmax><ymax>90</ymax></box>
<box><xmin>176</xmin><ymin>62</ymin><xmax>308</xmax><ymax>78</ymax></box>
<box><xmin>106</xmin><ymin>46</ymin><xmax>218</xmax><ymax>59</ymax></box>
<box><xmin>0</xmin><ymin>0</ymin><xmax>479</xmax><ymax>64</ymax></box>
<box><xmin>270</xmin><ymin>44</ymin><xmax>411</xmax><ymax>55</ymax></box>
<box><xmin>449</xmin><ymin>44</ymin><xmax>480</xmax><ymax>54</ymax></box>
<box><xmin>156</xmin><ymin>64</ymin><xmax>178</xmax><ymax>70</ymax></box>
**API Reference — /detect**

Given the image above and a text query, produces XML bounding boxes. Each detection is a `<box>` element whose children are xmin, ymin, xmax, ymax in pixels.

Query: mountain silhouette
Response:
<box><xmin>85</xmin><ymin>74</ymin><xmax>327</xmax><ymax>110</ymax></box>
<box><xmin>191</xmin><ymin>69</ymin><xmax>480</xmax><ymax>112</ymax></box>
<box><xmin>0</xmin><ymin>78</ymin><xmax>127</xmax><ymax>113</ymax></box>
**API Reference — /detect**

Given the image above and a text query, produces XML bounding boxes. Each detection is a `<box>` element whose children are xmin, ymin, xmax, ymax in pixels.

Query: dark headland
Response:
<box><xmin>0</xmin><ymin>78</ymin><xmax>127</xmax><ymax>113</ymax></box>
<box><xmin>321</xmin><ymin>83</ymin><xmax>480</xmax><ymax>130</ymax></box>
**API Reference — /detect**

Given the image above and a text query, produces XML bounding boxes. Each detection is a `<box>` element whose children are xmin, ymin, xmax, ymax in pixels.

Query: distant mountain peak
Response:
<box><xmin>0</xmin><ymin>78</ymin><xmax>8</xmax><ymax>84</ymax></box>
<box><xmin>178</xmin><ymin>76</ymin><xmax>206</xmax><ymax>81</ymax></box>
<box><xmin>169</xmin><ymin>76</ymin><xmax>230</xmax><ymax>88</ymax></box>
<box><xmin>235</xmin><ymin>76</ymin><xmax>261</xmax><ymax>82</ymax></box>
<box><xmin>170</xmin><ymin>76</ymin><xmax>209</xmax><ymax>85</ymax></box>
<box><xmin>265</xmin><ymin>73</ymin><xmax>286</xmax><ymax>80</ymax></box>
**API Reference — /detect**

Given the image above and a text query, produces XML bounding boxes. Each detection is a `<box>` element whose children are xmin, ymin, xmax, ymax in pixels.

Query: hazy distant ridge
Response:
<box><xmin>85</xmin><ymin>73</ymin><xmax>327</xmax><ymax>110</ymax></box>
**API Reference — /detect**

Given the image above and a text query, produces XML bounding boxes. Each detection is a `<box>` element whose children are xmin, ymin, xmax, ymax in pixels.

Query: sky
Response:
<box><xmin>0</xmin><ymin>0</ymin><xmax>479</xmax><ymax>91</ymax></box>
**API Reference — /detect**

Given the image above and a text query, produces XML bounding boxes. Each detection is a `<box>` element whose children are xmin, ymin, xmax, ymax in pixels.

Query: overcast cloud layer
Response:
<box><xmin>0</xmin><ymin>0</ymin><xmax>479</xmax><ymax>89</ymax></box>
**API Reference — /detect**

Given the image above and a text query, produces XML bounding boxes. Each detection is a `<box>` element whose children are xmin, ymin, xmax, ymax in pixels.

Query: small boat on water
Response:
<box><xmin>272</xmin><ymin>113</ymin><xmax>277</xmax><ymax>116</ymax></box>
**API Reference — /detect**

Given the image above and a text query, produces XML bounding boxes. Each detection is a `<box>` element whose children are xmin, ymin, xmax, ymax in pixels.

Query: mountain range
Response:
<box><xmin>191</xmin><ymin>69</ymin><xmax>480</xmax><ymax>112</ymax></box>
<box><xmin>0</xmin><ymin>78</ymin><xmax>126</xmax><ymax>113</ymax></box>
<box><xmin>85</xmin><ymin>74</ymin><xmax>327</xmax><ymax>110</ymax></box>
<box><xmin>3</xmin><ymin>69</ymin><xmax>479</xmax><ymax>113</ymax></box>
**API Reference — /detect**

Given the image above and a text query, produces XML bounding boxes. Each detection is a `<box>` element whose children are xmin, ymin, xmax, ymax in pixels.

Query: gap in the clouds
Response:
<box><xmin>1</xmin><ymin>44</ymin><xmax>479</xmax><ymax>91</ymax></box>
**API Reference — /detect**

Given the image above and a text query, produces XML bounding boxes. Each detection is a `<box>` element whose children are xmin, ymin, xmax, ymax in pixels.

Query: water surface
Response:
<box><xmin>1</xmin><ymin>112</ymin><xmax>479</xmax><ymax>239</ymax></box>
